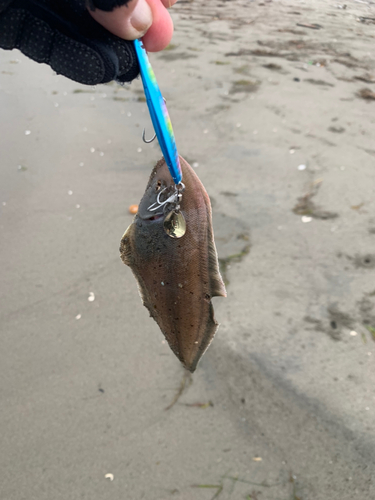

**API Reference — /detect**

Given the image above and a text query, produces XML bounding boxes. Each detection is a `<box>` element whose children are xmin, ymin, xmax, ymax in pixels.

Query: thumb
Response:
<box><xmin>89</xmin><ymin>0</ymin><xmax>153</xmax><ymax>40</ymax></box>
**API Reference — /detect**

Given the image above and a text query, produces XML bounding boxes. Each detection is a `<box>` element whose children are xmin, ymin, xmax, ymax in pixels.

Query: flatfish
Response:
<box><xmin>120</xmin><ymin>156</ymin><xmax>226</xmax><ymax>372</ymax></box>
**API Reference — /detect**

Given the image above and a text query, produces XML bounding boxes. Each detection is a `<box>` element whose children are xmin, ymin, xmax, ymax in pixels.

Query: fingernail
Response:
<box><xmin>130</xmin><ymin>0</ymin><xmax>152</xmax><ymax>34</ymax></box>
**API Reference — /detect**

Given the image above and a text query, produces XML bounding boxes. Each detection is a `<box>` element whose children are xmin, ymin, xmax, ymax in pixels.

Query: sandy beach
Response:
<box><xmin>1</xmin><ymin>0</ymin><xmax>375</xmax><ymax>498</ymax></box>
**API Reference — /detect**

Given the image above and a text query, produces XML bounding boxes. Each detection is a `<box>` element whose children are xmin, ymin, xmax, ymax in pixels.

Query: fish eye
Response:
<box><xmin>155</xmin><ymin>180</ymin><xmax>162</xmax><ymax>191</ymax></box>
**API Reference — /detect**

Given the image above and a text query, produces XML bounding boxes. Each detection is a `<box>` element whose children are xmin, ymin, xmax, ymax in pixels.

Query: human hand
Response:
<box><xmin>0</xmin><ymin>0</ymin><xmax>178</xmax><ymax>85</ymax></box>
<box><xmin>89</xmin><ymin>0</ymin><xmax>178</xmax><ymax>53</ymax></box>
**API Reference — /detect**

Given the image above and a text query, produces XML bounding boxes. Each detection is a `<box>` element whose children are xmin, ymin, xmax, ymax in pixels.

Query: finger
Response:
<box><xmin>89</xmin><ymin>0</ymin><xmax>153</xmax><ymax>40</ymax></box>
<box><xmin>141</xmin><ymin>0</ymin><xmax>173</xmax><ymax>52</ymax></box>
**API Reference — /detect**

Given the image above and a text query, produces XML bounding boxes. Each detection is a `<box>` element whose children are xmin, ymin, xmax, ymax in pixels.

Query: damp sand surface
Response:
<box><xmin>0</xmin><ymin>1</ymin><xmax>375</xmax><ymax>499</ymax></box>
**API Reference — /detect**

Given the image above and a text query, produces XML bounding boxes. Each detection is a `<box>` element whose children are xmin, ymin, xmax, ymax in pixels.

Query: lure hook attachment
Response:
<box><xmin>147</xmin><ymin>187</ymin><xmax>178</xmax><ymax>212</ymax></box>
<box><xmin>147</xmin><ymin>182</ymin><xmax>185</xmax><ymax>213</ymax></box>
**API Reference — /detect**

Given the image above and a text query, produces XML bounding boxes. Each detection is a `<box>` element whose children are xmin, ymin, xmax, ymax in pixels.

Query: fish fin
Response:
<box><xmin>207</xmin><ymin>227</ymin><xmax>227</xmax><ymax>298</ymax></box>
<box><xmin>186</xmin><ymin>304</ymin><xmax>220</xmax><ymax>373</ymax></box>
<box><xmin>119</xmin><ymin>223</ymin><xmax>134</xmax><ymax>267</ymax></box>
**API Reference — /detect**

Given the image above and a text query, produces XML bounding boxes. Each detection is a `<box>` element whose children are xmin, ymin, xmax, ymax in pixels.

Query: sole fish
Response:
<box><xmin>120</xmin><ymin>156</ymin><xmax>226</xmax><ymax>372</ymax></box>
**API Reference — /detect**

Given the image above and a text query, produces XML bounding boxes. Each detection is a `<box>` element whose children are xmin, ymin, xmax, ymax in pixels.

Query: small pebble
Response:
<box><xmin>289</xmin><ymin>149</ymin><xmax>295</xmax><ymax>154</ymax></box>
<box><xmin>25</xmin><ymin>130</ymin><xmax>31</xmax><ymax>135</ymax></box>
<box><xmin>88</xmin><ymin>292</ymin><xmax>95</xmax><ymax>302</ymax></box>
<box><xmin>298</xmin><ymin>164</ymin><xmax>306</xmax><ymax>171</ymax></box>
<box><xmin>68</xmin><ymin>190</ymin><xmax>73</xmax><ymax>195</ymax></box>
<box><xmin>75</xmin><ymin>314</ymin><xmax>81</xmax><ymax>320</ymax></box>
<box><xmin>192</xmin><ymin>162</ymin><xmax>199</xmax><ymax>168</ymax></box>
<box><xmin>127</xmin><ymin>112</ymin><xmax>132</xmax><ymax>117</ymax></box>
<box><xmin>76</xmin><ymin>204</ymin><xmax>80</xmax><ymax>209</ymax></box>
<box><xmin>90</xmin><ymin>147</ymin><xmax>95</xmax><ymax>153</ymax></box>
<box><xmin>128</xmin><ymin>204</ymin><xmax>138</xmax><ymax>214</ymax></box>
<box><xmin>236</xmin><ymin>123</ymin><xmax>241</xmax><ymax>128</ymax></box>
<box><xmin>79</xmin><ymin>162</ymin><xmax>84</xmax><ymax>167</ymax></box>
<box><xmin>203</xmin><ymin>129</ymin><xmax>208</xmax><ymax>134</ymax></box>
<box><xmin>99</xmin><ymin>152</ymin><xmax>104</xmax><ymax>156</ymax></box>
<box><xmin>350</xmin><ymin>330</ymin><xmax>357</xmax><ymax>336</ymax></box>
<box><xmin>54</xmin><ymin>102</ymin><xmax>59</xmax><ymax>107</ymax></box>
<box><xmin>137</xmin><ymin>147</ymin><xmax>142</xmax><ymax>153</ymax></box>
<box><xmin>105</xmin><ymin>474</ymin><xmax>114</xmax><ymax>481</ymax></box>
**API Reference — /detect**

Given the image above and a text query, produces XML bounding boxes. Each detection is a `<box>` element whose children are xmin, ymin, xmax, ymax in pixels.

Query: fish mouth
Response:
<box><xmin>142</xmin><ymin>212</ymin><xmax>165</xmax><ymax>222</ymax></box>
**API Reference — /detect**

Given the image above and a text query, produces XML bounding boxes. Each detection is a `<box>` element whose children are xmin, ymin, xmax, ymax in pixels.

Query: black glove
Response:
<box><xmin>0</xmin><ymin>0</ymin><xmax>140</xmax><ymax>85</ymax></box>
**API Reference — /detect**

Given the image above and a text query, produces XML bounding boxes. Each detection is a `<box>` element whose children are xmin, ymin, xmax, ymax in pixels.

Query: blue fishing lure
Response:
<box><xmin>133</xmin><ymin>39</ymin><xmax>182</xmax><ymax>185</ymax></box>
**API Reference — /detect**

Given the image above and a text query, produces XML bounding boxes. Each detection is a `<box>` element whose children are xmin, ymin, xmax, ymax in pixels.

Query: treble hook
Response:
<box><xmin>148</xmin><ymin>186</ymin><xmax>179</xmax><ymax>212</ymax></box>
<box><xmin>147</xmin><ymin>182</ymin><xmax>185</xmax><ymax>213</ymax></box>
<box><xmin>141</xmin><ymin>97</ymin><xmax>167</xmax><ymax>144</ymax></box>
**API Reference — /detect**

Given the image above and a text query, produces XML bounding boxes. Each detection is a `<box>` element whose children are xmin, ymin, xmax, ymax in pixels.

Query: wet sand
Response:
<box><xmin>1</xmin><ymin>0</ymin><xmax>375</xmax><ymax>498</ymax></box>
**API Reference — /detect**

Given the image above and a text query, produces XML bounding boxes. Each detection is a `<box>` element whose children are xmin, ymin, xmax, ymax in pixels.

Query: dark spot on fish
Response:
<box><xmin>205</xmin><ymin>294</ymin><xmax>211</xmax><ymax>300</ymax></box>
<box><xmin>330</xmin><ymin>320</ymin><xmax>337</xmax><ymax>329</ymax></box>
<box><xmin>156</xmin><ymin>180</ymin><xmax>162</xmax><ymax>191</ymax></box>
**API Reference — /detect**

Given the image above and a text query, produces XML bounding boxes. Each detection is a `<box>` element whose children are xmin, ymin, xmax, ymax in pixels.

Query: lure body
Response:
<box><xmin>134</xmin><ymin>39</ymin><xmax>182</xmax><ymax>185</ymax></box>
<box><xmin>120</xmin><ymin>157</ymin><xmax>226</xmax><ymax>372</ymax></box>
